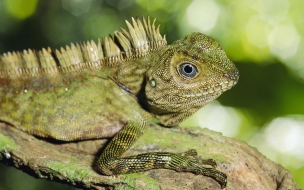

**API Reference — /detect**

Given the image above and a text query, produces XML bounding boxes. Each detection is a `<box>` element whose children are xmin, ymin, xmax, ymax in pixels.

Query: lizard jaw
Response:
<box><xmin>182</xmin><ymin>80</ymin><xmax>237</xmax><ymax>98</ymax></box>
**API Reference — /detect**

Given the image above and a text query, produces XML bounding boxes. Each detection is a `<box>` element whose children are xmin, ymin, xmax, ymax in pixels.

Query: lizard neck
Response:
<box><xmin>114</xmin><ymin>47</ymin><xmax>164</xmax><ymax>96</ymax></box>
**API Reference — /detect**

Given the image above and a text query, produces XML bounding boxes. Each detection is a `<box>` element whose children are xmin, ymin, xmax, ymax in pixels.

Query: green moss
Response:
<box><xmin>111</xmin><ymin>173</ymin><xmax>159</xmax><ymax>190</ymax></box>
<box><xmin>135</xmin><ymin>126</ymin><xmax>195</xmax><ymax>150</ymax></box>
<box><xmin>134</xmin><ymin>125</ymin><xmax>228</xmax><ymax>161</ymax></box>
<box><xmin>0</xmin><ymin>133</ymin><xmax>19</xmax><ymax>151</ymax></box>
<box><xmin>46</xmin><ymin>161</ymin><xmax>92</xmax><ymax>180</ymax></box>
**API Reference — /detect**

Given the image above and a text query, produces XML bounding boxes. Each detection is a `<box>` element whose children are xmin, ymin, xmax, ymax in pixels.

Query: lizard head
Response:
<box><xmin>145</xmin><ymin>32</ymin><xmax>239</xmax><ymax>126</ymax></box>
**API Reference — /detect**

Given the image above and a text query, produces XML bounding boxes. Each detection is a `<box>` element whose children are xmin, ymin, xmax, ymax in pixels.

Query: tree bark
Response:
<box><xmin>0</xmin><ymin>122</ymin><xmax>300</xmax><ymax>190</ymax></box>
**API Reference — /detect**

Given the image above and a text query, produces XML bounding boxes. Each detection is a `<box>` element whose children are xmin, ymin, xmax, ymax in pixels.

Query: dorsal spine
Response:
<box><xmin>0</xmin><ymin>17</ymin><xmax>167</xmax><ymax>78</ymax></box>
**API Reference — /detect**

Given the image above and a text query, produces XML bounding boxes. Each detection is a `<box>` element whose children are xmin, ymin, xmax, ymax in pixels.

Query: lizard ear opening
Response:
<box><xmin>150</xmin><ymin>79</ymin><xmax>156</xmax><ymax>87</ymax></box>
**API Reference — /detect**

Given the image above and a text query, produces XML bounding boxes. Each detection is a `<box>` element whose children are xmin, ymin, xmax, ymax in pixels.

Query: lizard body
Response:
<box><xmin>0</xmin><ymin>17</ymin><xmax>239</xmax><ymax>188</ymax></box>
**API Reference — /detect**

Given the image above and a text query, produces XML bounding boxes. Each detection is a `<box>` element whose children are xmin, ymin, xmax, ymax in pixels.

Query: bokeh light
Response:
<box><xmin>62</xmin><ymin>0</ymin><xmax>92</xmax><ymax>16</ymax></box>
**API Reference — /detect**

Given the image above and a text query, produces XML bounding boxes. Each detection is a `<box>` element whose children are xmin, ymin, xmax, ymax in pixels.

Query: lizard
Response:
<box><xmin>0</xmin><ymin>16</ymin><xmax>239</xmax><ymax>188</ymax></box>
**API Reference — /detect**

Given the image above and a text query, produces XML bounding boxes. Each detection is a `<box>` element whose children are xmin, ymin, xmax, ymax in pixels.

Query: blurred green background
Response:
<box><xmin>0</xmin><ymin>0</ymin><xmax>303</xmax><ymax>189</ymax></box>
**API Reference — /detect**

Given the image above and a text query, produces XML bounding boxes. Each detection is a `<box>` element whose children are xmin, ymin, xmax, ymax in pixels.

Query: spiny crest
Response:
<box><xmin>0</xmin><ymin>16</ymin><xmax>167</xmax><ymax>78</ymax></box>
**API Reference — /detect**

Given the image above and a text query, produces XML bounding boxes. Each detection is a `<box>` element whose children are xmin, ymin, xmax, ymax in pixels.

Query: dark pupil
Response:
<box><xmin>179</xmin><ymin>63</ymin><xmax>198</xmax><ymax>78</ymax></box>
<box><xmin>184</xmin><ymin>65</ymin><xmax>193</xmax><ymax>74</ymax></box>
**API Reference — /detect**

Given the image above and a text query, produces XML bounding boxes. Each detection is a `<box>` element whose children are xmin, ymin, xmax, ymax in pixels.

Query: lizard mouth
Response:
<box><xmin>182</xmin><ymin>80</ymin><xmax>237</xmax><ymax>98</ymax></box>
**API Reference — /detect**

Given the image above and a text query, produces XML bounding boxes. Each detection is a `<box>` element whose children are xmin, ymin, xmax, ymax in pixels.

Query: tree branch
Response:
<box><xmin>0</xmin><ymin>122</ymin><xmax>300</xmax><ymax>190</ymax></box>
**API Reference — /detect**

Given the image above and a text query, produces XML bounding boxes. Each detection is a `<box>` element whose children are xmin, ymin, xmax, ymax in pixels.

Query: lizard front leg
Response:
<box><xmin>97</xmin><ymin>120</ymin><xmax>227</xmax><ymax>188</ymax></box>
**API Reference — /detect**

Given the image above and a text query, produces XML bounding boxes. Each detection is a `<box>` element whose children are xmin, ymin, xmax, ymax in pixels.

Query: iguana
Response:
<box><xmin>0</xmin><ymin>17</ymin><xmax>239</xmax><ymax>188</ymax></box>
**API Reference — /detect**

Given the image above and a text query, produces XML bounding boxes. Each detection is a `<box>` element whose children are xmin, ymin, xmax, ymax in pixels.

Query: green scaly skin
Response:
<box><xmin>0</xmin><ymin>17</ymin><xmax>239</xmax><ymax>188</ymax></box>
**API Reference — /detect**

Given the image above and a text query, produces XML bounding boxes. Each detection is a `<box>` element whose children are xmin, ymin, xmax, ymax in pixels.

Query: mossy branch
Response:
<box><xmin>0</xmin><ymin>122</ymin><xmax>300</xmax><ymax>190</ymax></box>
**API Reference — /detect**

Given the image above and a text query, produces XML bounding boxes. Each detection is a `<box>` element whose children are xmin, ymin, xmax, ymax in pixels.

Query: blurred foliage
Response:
<box><xmin>0</xmin><ymin>163</ymin><xmax>76</xmax><ymax>190</ymax></box>
<box><xmin>4</xmin><ymin>0</ymin><xmax>39</xmax><ymax>19</ymax></box>
<box><xmin>0</xmin><ymin>0</ymin><xmax>303</xmax><ymax>189</ymax></box>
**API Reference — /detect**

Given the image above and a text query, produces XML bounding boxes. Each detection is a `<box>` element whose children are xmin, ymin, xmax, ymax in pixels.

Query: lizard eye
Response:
<box><xmin>178</xmin><ymin>62</ymin><xmax>198</xmax><ymax>78</ymax></box>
